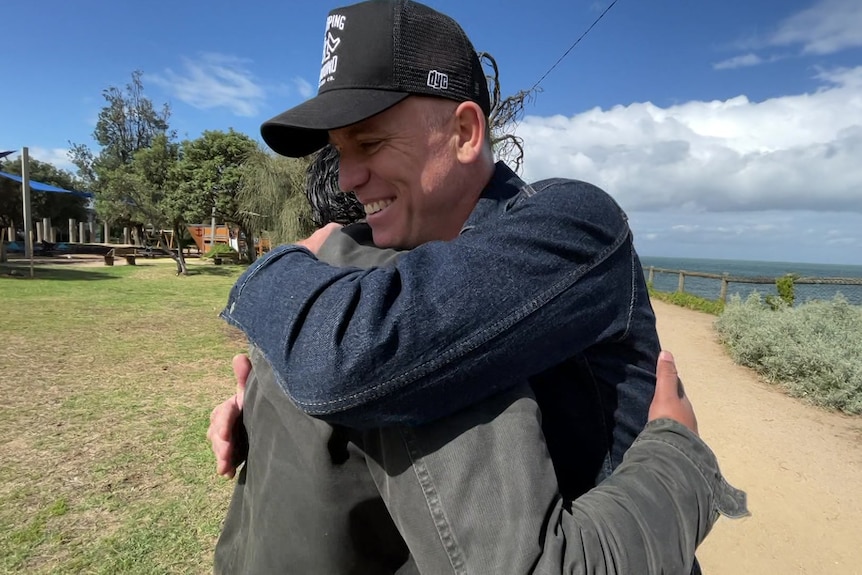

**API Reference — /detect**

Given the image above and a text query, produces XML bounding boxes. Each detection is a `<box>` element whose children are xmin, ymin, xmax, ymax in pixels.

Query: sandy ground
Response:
<box><xmin>652</xmin><ymin>300</ymin><xmax>862</xmax><ymax>575</ymax></box>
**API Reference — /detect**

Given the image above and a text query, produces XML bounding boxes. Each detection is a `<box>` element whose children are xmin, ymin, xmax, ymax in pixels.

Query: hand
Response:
<box><xmin>648</xmin><ymin>350</ymin><xmax>699</xmax><ymax>435</ymax></box>
<box><xmin>295</xmin><ymin>222</ymin><xmax>343</xmax><ymax>255</ymax></box>
<box><xmin>207</xmin><ymin>354</ymin><xmax>252</xmax><ymax>479</ymax></box>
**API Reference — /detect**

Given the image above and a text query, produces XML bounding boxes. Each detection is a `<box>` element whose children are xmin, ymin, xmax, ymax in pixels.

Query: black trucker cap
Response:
<box><xmin>260</xmin><ymin>0</ymin><xmax>491</xmax><ymax>157</ymax></box>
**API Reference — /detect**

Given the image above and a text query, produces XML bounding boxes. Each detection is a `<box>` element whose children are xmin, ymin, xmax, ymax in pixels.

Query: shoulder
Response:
<box><xmin>520</xmin><ymin>177</ymin><xmax>629</xmax><ymax>225</ymax></box>
<box><xmin>317</xmin><ymin>223</ymin><xmax>403</xmax><ymax>268</ymax></box>
<box><xmin>530</xmin><ymin>177</ymin><xmax>619</xmax><ymax>206</ymax></box>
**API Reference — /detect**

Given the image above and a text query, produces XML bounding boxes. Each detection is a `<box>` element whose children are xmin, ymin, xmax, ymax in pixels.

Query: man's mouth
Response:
<box><xmin>364</xmin><ymin>199</ymin><xmax>394</xmax><ymax>216</ymax></box>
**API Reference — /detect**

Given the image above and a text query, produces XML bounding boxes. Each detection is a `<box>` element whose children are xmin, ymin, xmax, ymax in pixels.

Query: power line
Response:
<box><xmin>529</xmin><ymin>0</ymin><xmax>621</xmax><ymax>93</ymax></box>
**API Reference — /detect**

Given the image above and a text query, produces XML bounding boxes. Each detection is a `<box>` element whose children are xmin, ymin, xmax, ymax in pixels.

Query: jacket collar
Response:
<box><xmin>461</xmin><ymin>162</ymin><xmax>530</xmax><ymax>233</ymax></box>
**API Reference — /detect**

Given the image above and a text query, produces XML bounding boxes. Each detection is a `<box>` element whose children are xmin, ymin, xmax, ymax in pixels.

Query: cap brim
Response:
<box><xmin>261</xmin><ymin>89</ymin><xmax>410</xmax><ymax>157</ymax></box>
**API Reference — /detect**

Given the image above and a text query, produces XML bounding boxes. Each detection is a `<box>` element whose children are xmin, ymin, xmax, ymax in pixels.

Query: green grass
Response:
<box><xmin>0</xmin><ymin>258</ymin><xmax>248</xmax><ymax>573</ymax></box>
<box><xmin>647</xmin><ymin>284</ymin><xmax>726</xmax><ymax>315</ymax></box>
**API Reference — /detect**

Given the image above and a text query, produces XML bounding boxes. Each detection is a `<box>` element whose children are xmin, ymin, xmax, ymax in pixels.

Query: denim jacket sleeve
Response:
<box><xmin>549</xmin><ymin>418</ymin><xmax>749</xmax><ymax>573</ymax></box>
<box><xmin>221</xmin><ymin>180</ymin><xmax>638</xmax><ymax>428</ymax></box>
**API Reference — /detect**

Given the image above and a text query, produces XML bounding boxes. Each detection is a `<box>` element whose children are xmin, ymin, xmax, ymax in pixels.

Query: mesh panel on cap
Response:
<box><xmin>393</xmin><ymin>1</ymin><xmax>487</xmax><ymax>110</ymax></box>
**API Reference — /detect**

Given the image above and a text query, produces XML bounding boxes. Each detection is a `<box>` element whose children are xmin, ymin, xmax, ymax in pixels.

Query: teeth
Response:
<box><xmin>364</xmin><ymin>199</ymin><xmax>393</xmax><ymax>215</ymax></box>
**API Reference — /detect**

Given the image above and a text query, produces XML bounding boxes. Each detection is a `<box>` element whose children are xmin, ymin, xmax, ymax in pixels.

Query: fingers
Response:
<box><xmin>232</xmin><ymin>353</ymin><xmax>252</xmax><ymax>410</ymax></box>
<box><xmin>207</xmin><ymin>354</ymin><xmax>252</xmax><ymax>480</ymax></box>
<box><xmin>232</xmin><ymin>354</ymin><xmax>251</xmax><ymax>391</ymax></box>
<box><xmin>208</xmin><ymin>396</ymin><xmax>243</xmax><ymax>478</ymax></box>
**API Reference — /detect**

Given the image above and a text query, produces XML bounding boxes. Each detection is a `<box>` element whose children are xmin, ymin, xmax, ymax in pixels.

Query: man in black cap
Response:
<box><xmin>210</xmin><ymin>1</ymin><xmax>745</xmax><ymax>573</ymax></box>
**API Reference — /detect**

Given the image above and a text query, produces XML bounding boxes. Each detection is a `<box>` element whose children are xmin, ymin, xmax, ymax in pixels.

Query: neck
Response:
<box><xmin>439</xmin><ymin>158</ymin><xmax>496</xmax><ymax>241</ymax></box>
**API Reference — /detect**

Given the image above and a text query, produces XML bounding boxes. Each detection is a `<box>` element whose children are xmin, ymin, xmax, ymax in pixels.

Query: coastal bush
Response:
<box><xmin>715</xmin><ymin>293</ymin><xmax>862</xmax><ymax>414</ymax></box>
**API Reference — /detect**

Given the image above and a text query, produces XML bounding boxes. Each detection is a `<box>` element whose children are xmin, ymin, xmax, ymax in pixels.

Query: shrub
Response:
<box><xmin>202</xmin><ymin>244</ymin><xmax>238</xmax><ymax>260</ymax></box>
<box><xmin>766</xmin><ymin>273</ymin><xmax>797</xmax><ymax>310</ymax></box>
<box><xmin>715</xmin><ymin>293</ymin><xmax>862</xmax><ymax>414</ymax></box>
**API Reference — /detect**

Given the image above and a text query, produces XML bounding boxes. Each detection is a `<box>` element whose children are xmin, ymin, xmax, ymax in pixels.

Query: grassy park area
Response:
<box><xmin>0</xmin><ymin>259</ymin><xmax>246</xmax><ymax>573</ymax></box>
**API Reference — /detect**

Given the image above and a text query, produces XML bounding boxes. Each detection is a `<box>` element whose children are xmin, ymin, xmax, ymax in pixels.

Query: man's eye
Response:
<box><xmin>359</xmin><ymin>141</ymin><xmax>380</xmax><ymax>151</ymax></box>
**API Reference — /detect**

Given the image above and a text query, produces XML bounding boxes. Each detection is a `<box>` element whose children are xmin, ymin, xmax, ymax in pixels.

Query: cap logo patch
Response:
<box><xmin>426</xmin><ymin>70</ymin><xmax>449</xmax><ymax>90</ymax></box>
<box><xmin>320</xmin><ymin>14</ymin><xmax>346</xmax><ymax>87</ymax></box>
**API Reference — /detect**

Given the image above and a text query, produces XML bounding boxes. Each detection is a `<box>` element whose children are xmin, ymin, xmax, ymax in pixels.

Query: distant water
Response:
<box><xmin>639</xmin><ymin>256</ymin><xmax>862</xmax><ymax>305</ymax></box>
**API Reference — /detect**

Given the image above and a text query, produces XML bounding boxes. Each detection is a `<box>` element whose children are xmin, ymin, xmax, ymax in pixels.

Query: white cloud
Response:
<box><xmin>3</xmin><ymin>147</ymin><xmax>76</xmax><ymax>173</ymax></box>
<box><xmin>713</xmin><ymin>53</ymin><xmax>763</xmax><ymax>70</ymax></box>
<box><xmin>293</xmin><ymin>77</ymin><xmax>314</xmax><ymax>98</ymax></box>
<box><xmin>628</xmin><ymin>211</ymin><xmax>862</xmax><ymax>264</ymax></box>
<box><xmin>150</xmin><ymin>53</ymin><xmax>266</xmax><ymax>117</ymax></box>
<box><xmin>672</xmin><ymin>224</ymin><xmax>700</xmax><ymax>233</ymax></box>
<box><xmin>518</xmin><ymin>66</ymin><xmax>862</xmax><ymax>216</ymax></box>
<box><xmin>769</xmin><ymin>0</ymin><xmax>862</xmax><ymax>55</ymax></box>
<box><xmin>716</xmin><ymin>0</ymin><xmax>861</xmax><ymax>70</ymax></box>
<box><xmin>817</xmin><ymin>66</ymin><xmax>862</xmax><ymax>89</ymax></box>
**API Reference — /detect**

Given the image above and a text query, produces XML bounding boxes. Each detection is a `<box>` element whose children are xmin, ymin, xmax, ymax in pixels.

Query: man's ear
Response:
<box><xmin>453</xmin><ymin>101</ymin><xmax>487</xmax><ymax>164</ymax></box>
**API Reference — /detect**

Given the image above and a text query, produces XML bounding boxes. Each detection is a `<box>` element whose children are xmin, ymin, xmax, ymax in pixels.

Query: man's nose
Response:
<box><xmin>337</xmin><ymin>152</ymin><xmax>370</xmax><ymax>194</ymax></box>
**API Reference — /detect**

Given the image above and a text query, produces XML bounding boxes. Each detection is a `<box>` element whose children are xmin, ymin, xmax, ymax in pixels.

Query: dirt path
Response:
<box><xmin>652</xmin><ymin>300</ymin><xmax>862</xmax><ymax>575</ymax></box>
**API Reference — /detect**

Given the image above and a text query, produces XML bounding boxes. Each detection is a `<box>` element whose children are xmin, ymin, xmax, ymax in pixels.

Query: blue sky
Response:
<box><xmin>3</xmin><ymin>0</ymin><xmax>861</xmax><ymax>265</ymax></box>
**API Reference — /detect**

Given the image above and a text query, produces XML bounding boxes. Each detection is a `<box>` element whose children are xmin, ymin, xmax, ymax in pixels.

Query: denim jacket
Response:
<box><xmin>217</xmin><ymin>163</ymin><xmax>752</xmax><ymax>572</ymax></box>
<box><xmin>221</xmin><ymin>163</ymin><xmax>658</xmax><ymax>477</ymax></box>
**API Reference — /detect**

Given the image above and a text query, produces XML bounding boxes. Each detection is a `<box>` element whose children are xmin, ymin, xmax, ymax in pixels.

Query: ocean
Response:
<box><xmin>638</xmin><ymin>256</ymin><xmax>862</xmax><ymax>305</ymax></box>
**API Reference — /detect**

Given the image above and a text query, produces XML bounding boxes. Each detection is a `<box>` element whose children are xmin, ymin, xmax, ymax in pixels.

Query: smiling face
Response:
<box><xmin>329</xmin><ymin>96</ymin><xmax>491</xmax><ymax>249</ymax></box>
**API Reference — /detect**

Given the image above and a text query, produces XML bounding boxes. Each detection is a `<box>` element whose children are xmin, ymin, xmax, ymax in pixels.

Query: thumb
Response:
<box><xmin>656</xmin><ymin>350</ymin><xmax>684</xmax><ymax>400</ymax></box>
<box><xmin>650</xmin><ymin>350</ymin><xmax>698</xmax><ymax>434</ymax></box>
<box><xmin>232</xmin><ymin>353</ymin><xmax>252</xmax><ymax>410</ymax></box>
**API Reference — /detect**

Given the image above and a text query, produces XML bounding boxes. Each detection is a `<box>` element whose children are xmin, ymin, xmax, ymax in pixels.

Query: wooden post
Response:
<box><xmin>78</xmin><ymin>222</ymin><xmax>86</xmax><ymax>243</ymax></box>
<box><xmin>648</xmin><ymin>266</ymin><xmax>655</xmax><ymax>284</ymax></box>
<box><xmin>69</xmin><ymin>219</ymin><xmax>77</xmax><ymax>243</ymax></box>
<box><xmin>720</xmin><ymin>274</ymin><xmax>729</xmax><ymax>303</ymax></box>
<box><xmin>6</xmin><ymin>227</ymin><xmax>13</xmax><ymax>242</ymax></box>
<box><xmin>103</xmin><ymin>222</ymin><xmax>110</xmax><ymax>244</ymax></box>
<box><xmin>677</xmin><ymin>272</ymin><xmax>685</xmax><ymax>293</ymax></box>
<box><xmin>35</xmin><ymin>221</ymin><xmax>43</xmax><ymax>244</ymax></box>
<box><xmin>124</xmin><ymin>227</ymin><xmax>131</xmax><ymax>245</ymax></box>
<box><xmin>210</xmin><ymin>206</ymin><xmax>217</xmax><ymax>251</ymax></box>
<box><xmin>88</xmin><ymin>221</ymin><xmax>95</xmax><ymax>244</ymax></box>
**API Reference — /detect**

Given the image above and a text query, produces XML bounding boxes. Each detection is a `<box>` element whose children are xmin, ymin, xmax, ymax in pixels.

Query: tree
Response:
<box><xmin>69</xmin><ymin>71</ymin><xmax>173</xmax><ymax>232</ymax></box>
<box><xmin>125</xmin><ymin>134</ymin><xmax>192</xmax><ymax>274</ymax></box>
<box><xmin>236</xmin><ymin>147</ymin><xmax>315</xmax><ymax>247</ymax></box>
<box><xmin>0</xmin><ymin>158</ymin><xmax>88</xmax><ymax>237</ymax></box>
<box><xmin>174</xmin><ymin>130</ymin><xmax>259</xmax><ymax>262</ymax></box>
